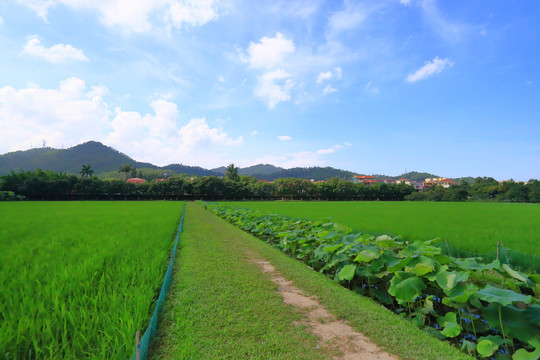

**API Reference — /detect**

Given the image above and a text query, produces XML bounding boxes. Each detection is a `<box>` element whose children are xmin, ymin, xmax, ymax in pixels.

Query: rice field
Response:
<box><xmin>0</xmin><ymin>201</ymin><xmax>183</xmax><ymax>359</ymax></box>
<box><xmin>222</xmin><ymin>201</ymin><xmax>540</xmax><ymax>256</ymax></box>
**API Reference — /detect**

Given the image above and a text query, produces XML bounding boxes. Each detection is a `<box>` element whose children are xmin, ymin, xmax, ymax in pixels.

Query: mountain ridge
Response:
<box><xmin>0</xmin><ymin>140</ymin><xmax>448</xmax><ymax>181</ymax></box>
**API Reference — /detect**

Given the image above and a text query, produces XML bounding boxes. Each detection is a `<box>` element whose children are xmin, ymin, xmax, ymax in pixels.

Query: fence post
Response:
<box><xmin>136</xmin><ymin>331</ymin><xmax>140</xmax><ymax>360</ymax></box>
<box><xmin>501</xmin><ymin>241</ymin><xmax>511</xmax><ymax>266</ymax></box>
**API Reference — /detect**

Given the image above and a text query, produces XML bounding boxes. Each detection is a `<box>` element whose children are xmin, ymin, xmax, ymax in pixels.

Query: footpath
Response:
<box><xmin>150</xmin><ymin>202</ymin><xmax>471</xmax><ymax>360</ymax></box>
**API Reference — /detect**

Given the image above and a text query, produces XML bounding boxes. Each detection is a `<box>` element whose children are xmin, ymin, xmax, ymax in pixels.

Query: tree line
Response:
<box><xmin>0</xmin><ymin>169</ymin><xmax>538</xmax><ymax>202</ymax></box>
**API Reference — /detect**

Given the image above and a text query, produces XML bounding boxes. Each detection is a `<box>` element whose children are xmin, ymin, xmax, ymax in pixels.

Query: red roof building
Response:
<box><xmin>127</xmin><ymin>178</ymin><xmax>146</xmax><ymax>184</ymax></box>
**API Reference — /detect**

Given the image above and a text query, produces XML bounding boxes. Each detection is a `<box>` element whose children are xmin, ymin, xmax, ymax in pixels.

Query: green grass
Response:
<box><xmin>0</xmin><ymin>201</ymin><xmax>183</xmax><ymax>359</ymax></box>
<box><xmin>151</xmin><ymin>203</ymin><xmax>473</xmax><ymax>360</ymax></box>
<box><xmin>150</xmin><ymin>203</ymin><xmax>326</xmax><ymax>360</ymax></box>
<box><xmin>222</xmin><ymin>201</ymin><xmax>540</xmax><ymax>256</ymax></box>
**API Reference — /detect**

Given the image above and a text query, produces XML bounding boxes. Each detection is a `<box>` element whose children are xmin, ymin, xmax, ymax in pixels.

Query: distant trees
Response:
<box><xmin>1</xmin><ymin>170</ymin><xmax>538</xmax><ymax>202</ymax></box>
<box><xmin>225</xmin><ymin>164</ymin><xmax>240</xmax><ymax>181</ymax></box>
<box><xmin>118</xmin><ymin>164</ymin><xmax>134</xmax><ymax>181</ymax></box>
<box><xmin>79</xmin><ymin>164</ymin><xmax>94</xmax><ymax>178</ymax></box>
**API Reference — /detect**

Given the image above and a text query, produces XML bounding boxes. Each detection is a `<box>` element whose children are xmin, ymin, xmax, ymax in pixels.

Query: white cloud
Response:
<box><xmin>245</xmin><ymin>32</ymin><xmax>295</xmax><ymax>69</ymax></box>
<box><xmin>327</xmin><ymin>1</ymin><xmax>377</xmax><ymax>36</ymax></box>
<box><xmin>316</xmin><ymin>148</ymin><xmax>336</xmax><ymax>155</ymax></box>
<box><xmin>277</xmin><ymin>135</ymin><xmax>292</xmax><ymax>141</ymax></box>
<box><xmin>0</xmin><ymin>15</ymin><xmax>3</xmax><ymax>24</ymax></box>
<box><xmin>316</xmin><ymin>144</ymin><xmax>343</xmax><ymax>155</ymax></box>
<box><xmin>0</xmin><ymin>77</ymin><xmax>242</xmax><ymax>167</ymax></box>
<box><xmin>251</xmin><ymin>130</ymin><xmax>259</xmax><ymax>135</ymax></box>
<box><xmin>0</xmin><ymin>77</ymin><xmax>110</xmax><ymax>152</ymax></box>
<box><xmin>168</xmin><ymin>0</ymin><xmax>218</xmax><ymax>28</ymax></box>
<box><xmin>317</xmin><ymin>67</ymin><xmax>342</xmax><ymax>85</ymax></box>
<box><xmin>317</xmin><ymin>71</ymin><xmax>332</xmax><ymax>83</ymax></box>
<box><xmin>107</xmin><ymin>108</ymin><xmax>243</xmax><ymax>165</ymax></box>
<box><xmin>22</xmin><ymin>36</ymin><xmax>89</xmax><ymax>63</ymax></box>
<box><xmin>217</xmin><ymin>74</ymin><xmax>225</xmax><ymax>83</ymax></box>
<box><xmin>344</xmin><ymin>141</ymin><xmax>352</xmax><ymax>146</ymax></box>
<box><xmin>16</xmin><ymin>0</ymin><xmax>219</xmax><ymax>33</ymax></box>
<box><xmin>400</xmin><ymin>0</ymin><xmax>411</xmax><ymax>6</ymax></box>
<box><xmin>405</xmin><ymin>56</ymin><xmax>453</xmax><ymax>82</ymax></box>
<box><xmin>255</xmin><ymin>69</ymin><xmax>295</xmax><ymax>108</ymax></box>
<box><xmin>323</xmin><ymin>85</ymin><xmax>337</xmax><ymax>95</ymax></box>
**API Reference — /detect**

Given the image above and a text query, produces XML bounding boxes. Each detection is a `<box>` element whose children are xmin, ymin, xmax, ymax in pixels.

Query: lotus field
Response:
<box><xmin>0</xmin><ymin>201</ymin><xmax>183</xmax><ymax>359</ymax></box>
<box><xmin>206</xmin><ymin>203</ymin><xmax>540</xmax><ymax>359</ymax></box>
<box><xmin>221</xmin><ymin>201</ymin><xmax>540</xmax><ymax>256</ymax></box>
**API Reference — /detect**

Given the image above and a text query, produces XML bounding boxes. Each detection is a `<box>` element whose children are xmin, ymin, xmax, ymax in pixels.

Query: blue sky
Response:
<box><xmin>0</xmin><ymin>0</ymin><xmax>538</xmax><ymax>180</ymax></box>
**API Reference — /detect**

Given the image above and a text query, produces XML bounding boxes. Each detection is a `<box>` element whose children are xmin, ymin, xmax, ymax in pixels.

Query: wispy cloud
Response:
<box><xmin>405</xmin><ymin>56</ymin><xmax>453</xmax><ymax>82</ymax></box>
<box><xmin>317</xmin><ymin>71</ymin><xmax>332</xmax><ymax>83</ymax></box>
<box><xmin>255</xmin><ymin>69</ymin><xmax>295</xmax><ymax>108</ymax></box>
<box><xmin>421</xmin><ymin>0</ymin><xmax>471</xmax><ymax>43</ymax></box>
<box><xmin>16</xmin><ymin>0</ymin><xmax>219</xmax><ymax>33</ymax></box>
<box><xmin>22</xmin><ymin>36</ymin><xmax>89</xmax><ymax>63</ymax></box>
<box><xmin>277</xmin><ymin>135</ymin><xmax>292</xmax><ymax>141</ymax></box>
<box><xmin>323</xmin><ymin>85</ymin><xmax>337</xmax><ymax>95</ymax></box>
<box><xmin>365</xmin><ymin>81</ymin><xmax>379</xmax><ymax>94</ymax></box>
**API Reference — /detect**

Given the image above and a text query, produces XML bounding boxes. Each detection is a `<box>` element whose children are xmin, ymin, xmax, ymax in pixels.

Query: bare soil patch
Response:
<box><xmin>253</xmin><ymin>259</ymin><xmax>398</xmax><ymax>360</ymax></box>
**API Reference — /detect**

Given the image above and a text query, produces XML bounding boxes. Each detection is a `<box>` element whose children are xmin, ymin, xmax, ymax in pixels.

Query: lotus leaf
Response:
<box><xmin>338</xmin><ymin>264</ymin><xmax>357</xmax><ymax>281</ymax></box>
<box><xmin>476</xmin><ymin>284</ymin><xmax>534</xmax><ymax>306</ymax></box>
<box><xmin>438</xmin><ymin>312</ymin><xmax>462</xmax><ymax>338</ymax></box>
<box><xmin>354</xmin><ymin>249</ymin><xmax>380</xmax><ymax>263</ymax></box>
<box><xmin>512</xmin><ymin>347</ymin><xmax>540</xmax><ymax>360</ymax></box>
<box><xmin>477</xmin><ymin>339</ymin><xmax>499</xmax><ymax>357</ymax></box>
<box><xmin>405</xmin><ymin>256</ymin><xmax>436</xmax><ymax>276</ymax></box>
<box><xmin>482</xmin><ymin>303</ymin><xmax>540</xmax><ymax>346</ymax></box>
<box><xmin>436</xmin><ymin>270</ymin><xmax>469</xmax><ymax>293</ymax></box>
<box><xmin>525</xmin><ymin>304</ymin><xmax>540</xmax><ymax>326</ymax></box>
<box><xmin>502</xmin><ymin>264</ymin><xmax>531</xmax><ymax>285</ymax></box>
<box><xmin>388</xmin><ymin>272</ymin><xmax>426</xmax><ymax>303</ymax></box>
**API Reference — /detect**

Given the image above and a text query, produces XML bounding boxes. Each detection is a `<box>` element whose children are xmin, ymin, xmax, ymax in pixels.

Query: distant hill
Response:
<box><xmin>0</xmin><ymin>141</ymin><xmax>156</xmax><ymax>175</ymax></box>
<box><xmin>254</xmin><ymin>166</ymin><xmax>358</xmax><ymax>181</ymax></box>
<box><xmin>0</xmin><ymin>140</ymin><xmax>476</xmax><ymax>182</ymax></box>
<box><xmin>0</xmin><ymin>141</ymin><xmax>219</xmax><ymax>177</ymax></box>
<box><xmin>164</xmin><ymin>164</ymin><xmax>221</xmax><ymax>177</ymax></box>
<box><xmin>211</xmin><ymin>164</ymin><xmax>284</xmax><ymax>176</ymax></box>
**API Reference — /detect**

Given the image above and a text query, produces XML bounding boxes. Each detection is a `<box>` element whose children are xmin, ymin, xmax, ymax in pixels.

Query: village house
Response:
<box><xmin>127</xmin><ymin>177</ymin><xmax>146</xmax><ymax>184</ymax></box>
<box><xmin>424</xmin><ymin>178</ymin><xmax>456</xmax><ymax>188</ymax></box>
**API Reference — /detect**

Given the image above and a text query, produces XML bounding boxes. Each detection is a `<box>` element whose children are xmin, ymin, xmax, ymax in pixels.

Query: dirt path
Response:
<box><xmin>253</xmin><ymin>259</ymin><xmax>398</xmax><ymax>360</ymax></box>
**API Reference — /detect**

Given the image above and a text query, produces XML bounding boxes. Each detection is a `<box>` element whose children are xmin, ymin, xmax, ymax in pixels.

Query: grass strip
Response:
<box><xmin>150</xmin><ymin>202</ymin><xmax>327</xmax><ymax>360</ymax></box>
<box><xmin>153</xmin><ymin>203</ymin><xmax>473</xmax><ymax>360</ymax></box>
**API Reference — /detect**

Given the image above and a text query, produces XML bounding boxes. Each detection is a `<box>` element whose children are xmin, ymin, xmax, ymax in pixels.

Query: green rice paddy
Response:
<box><xmin>0</xmin><ymin>201</ymin><xmax>183</xmax><ymax>359</ymax></box>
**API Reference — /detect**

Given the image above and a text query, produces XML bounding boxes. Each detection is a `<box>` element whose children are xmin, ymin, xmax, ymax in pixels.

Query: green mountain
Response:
<box><xmin>0</xmin><ymin>141</ymin><xmax>474</xmax><ymax>182</ymax></box>
<box><xmin>212</xmin><ymin>164</ymin><xmax>284</xmax><ymax>176</ymax></box>
<box><xmin>0</xmin><ymin>141</ymin><xmax>219</xmax><ymax>177</ymax></box>
<box><xmin>164</xmin><ymin>164</ymin><xmax>221</xmax><ymax>177</ymax></box>
<box><xmin>255</xmin><ymin>166</ymin><xmax>358</xmax><ymax>181</ymax></box>
<box><xmin>0</xmin><ymin>141</ymin><xmax>152</xmax><ymax>175</ymax></box>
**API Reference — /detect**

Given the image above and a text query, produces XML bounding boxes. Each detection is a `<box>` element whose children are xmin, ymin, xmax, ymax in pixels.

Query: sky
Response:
<box><xmin>0</xmin><ymin>0</ymin><xmax>539</xmax><ymax>181</ymax></box>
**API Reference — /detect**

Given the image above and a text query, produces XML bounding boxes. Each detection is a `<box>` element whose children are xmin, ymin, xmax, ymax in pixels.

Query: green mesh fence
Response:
<box><xmin>367</xmin><ymin>229</ymin><xmax>539</xmax><ymax>273</ymax></box>
<box><xmin>441</xmin><ymin>240</ymin><xmax>540</xmax><ymax>273</ymax></box>
<box><xmin>129</xmin><ymin>202</ymin><xmax>185</xmax><ymax>360</ymax></box>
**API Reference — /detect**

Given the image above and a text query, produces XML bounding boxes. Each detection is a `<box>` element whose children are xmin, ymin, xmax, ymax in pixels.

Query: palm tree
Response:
<box><xmin>80</xmin><ymin>164</ymin><xmax>94</xmax><ymax>178</ymax></box>
<box><xmin>225</xmin><ymin>163</ymin><xmax>240</xmax><ymax>181</ymax></box>
<box><xmin>118</xmin><ymin>164</ymin><xmax>134</xmax><ymax>181</ymax></box>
